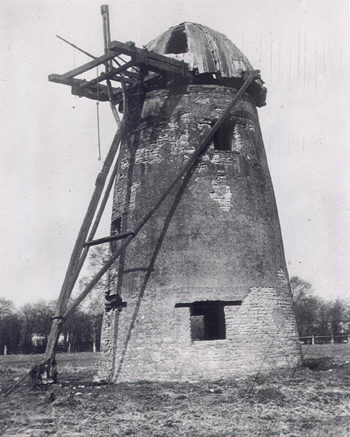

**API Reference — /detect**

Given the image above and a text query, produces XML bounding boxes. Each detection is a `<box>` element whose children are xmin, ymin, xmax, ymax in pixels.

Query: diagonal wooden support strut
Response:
<box><xmin>44</xmin><ymin>119</ymin><xmax>125</xmax><ymax>361</ymax></box>
<box><xmin>83</xmin><ymin>232</ymin><xmax>135</xmax><ymax>247</ymax></box>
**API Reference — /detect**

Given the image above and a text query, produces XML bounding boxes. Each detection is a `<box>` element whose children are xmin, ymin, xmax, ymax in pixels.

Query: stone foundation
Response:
<box><xmin>98</xmin><ymin>270</ymin><xmax>301</xmax><ymax>382</ymax></box>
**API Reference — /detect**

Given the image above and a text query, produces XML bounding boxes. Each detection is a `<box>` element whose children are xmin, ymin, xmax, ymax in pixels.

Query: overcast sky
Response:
<box><xmin>0</xmin><ymin>0</ymin><xmax>349</xmax><ymax>308</ymax></box>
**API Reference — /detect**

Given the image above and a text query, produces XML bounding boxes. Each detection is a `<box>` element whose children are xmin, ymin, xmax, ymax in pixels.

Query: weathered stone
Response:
<box><xmin>98</xmin><ymin>24</ymin><xmax>301</xmax><ymax>383</ymax></box>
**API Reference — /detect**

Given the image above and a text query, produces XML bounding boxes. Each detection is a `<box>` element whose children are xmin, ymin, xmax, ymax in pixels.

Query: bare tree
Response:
<box><xmin>291</xmin><ymin>277</ymin><xmax>349</xmax><ymax>340</ymax></box>
<box><xmin>290</xmin><ymin>276</ymin><xmax>313</xmax><ymax>302</ymax></box>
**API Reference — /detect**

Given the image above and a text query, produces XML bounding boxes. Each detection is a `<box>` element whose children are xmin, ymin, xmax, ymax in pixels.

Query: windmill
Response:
<box><xmin>17</xmin><ymin>5</ymin><xmax>301</xmax><ymax>389</ymax></box>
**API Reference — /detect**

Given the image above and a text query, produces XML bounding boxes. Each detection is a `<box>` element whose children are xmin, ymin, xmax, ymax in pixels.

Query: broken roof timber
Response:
<box><xmin>48</xmin><ymin>75</ymin><xmax>122</xmax><ymax>103</ymax></box>
<box><xmin>62</xmin><ymin>51</ymin><xmax>117</xmax><ymax>80</ymax></box>
<box><xmin>79</xmin><ymin>60</ymin><xmax>134</xmax><ymax>90</ymax></box>
<box><xmin>48</xmin><ymin>40</ymin><xmax>190</xmax><ymax>103</ymax></box>
<box><xmin>108</xmin><ymin>40</ymin><xmax>190</xmax><ymax>77</ymax></box>
<box><xmin>72</xmin><ymin>81</ymin><xmax>123</xmax><ymax>103</ymax></box>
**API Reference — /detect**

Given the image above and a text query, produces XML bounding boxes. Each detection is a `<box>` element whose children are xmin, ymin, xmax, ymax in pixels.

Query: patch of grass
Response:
<box><xmin>1</xmin><ymin>345</ymin><xmax>350</xmax><ymax>436</ymax></box>
<box><xmin>255</xmin><ymin>386</ymin><xmax>286</xmax><ymax>404</ymax></box>
<box><xmin>302</xmin><ymin>356</ymin><xmax>334</xmax><ymax>371</ymax></box>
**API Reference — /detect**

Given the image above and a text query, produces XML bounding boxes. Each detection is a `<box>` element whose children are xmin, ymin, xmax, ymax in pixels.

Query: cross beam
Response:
<box><xmin>108</xmin><ymin>40</ymin><xmax>190</xmax><ymax>77</ymax></box>
<box><xmin>83</xmin><ymin>232</ymin><xmax>136</xmax><ymax>247</ymax></box>
<box><xmin>48</xmin><ymin>40</ymin><xmax>190</xmax><ymax>102</ymax></box>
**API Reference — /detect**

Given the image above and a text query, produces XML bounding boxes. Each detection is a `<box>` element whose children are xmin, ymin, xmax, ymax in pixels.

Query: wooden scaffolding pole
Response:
<box><xmin>101</xmin><ymin>4</ymin><xmax>121</xmax><ymax>125</ymax></box>
<box><xmin>44</xmin><ymin>119</ymin><xmax>125</xmax><ymax>361</ymax></box>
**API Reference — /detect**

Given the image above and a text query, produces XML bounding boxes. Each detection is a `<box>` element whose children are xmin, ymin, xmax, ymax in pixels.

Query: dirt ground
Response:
<box><xmin>1</xmin><ymin>344</ymin><xmax>350</xmax><ymax>436</ymax></box>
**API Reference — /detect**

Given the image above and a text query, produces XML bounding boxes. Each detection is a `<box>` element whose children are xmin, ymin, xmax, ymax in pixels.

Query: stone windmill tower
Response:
<box><xmin>37</xmin><ymin>11</ymin><xmax>300</xmax><ymax>390</ymax></box>
<box><xmin>97</xmin><ymin>22</ymin><xmax>301</xmax><ymax>382</ymax></box>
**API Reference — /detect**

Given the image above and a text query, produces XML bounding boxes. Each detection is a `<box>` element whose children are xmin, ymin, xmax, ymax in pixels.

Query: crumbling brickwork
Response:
<box><xmin>99</xmin><ymin>273</ymin><xmax>300</xmax><ymax>382</ymax></box>
<box><xmin>97</xmin><ymin>81</ymin><xmax>301</xmax><ymax>383</ymax></box>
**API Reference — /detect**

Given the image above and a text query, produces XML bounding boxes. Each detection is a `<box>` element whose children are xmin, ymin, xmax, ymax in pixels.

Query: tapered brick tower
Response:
<box><xmin>98</xmin><ymin>23</ymin><xmax>301</xmax><ymax>382</ymax></box>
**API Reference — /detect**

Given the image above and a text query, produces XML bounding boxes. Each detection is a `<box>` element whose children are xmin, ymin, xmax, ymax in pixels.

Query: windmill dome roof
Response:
<box><xmin>145</xmin><ymin>22</ymin><xmax>254</xmax><ymax>79</ymax></box>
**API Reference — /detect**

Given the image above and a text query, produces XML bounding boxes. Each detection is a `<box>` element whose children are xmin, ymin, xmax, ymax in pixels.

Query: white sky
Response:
<box><xmin>0</xmin><ymin>0</ymin><xmax>349</xmax><ymax>308</ymax></box>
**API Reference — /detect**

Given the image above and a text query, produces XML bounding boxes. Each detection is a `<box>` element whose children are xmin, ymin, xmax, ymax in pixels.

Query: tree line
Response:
<box><xmin>291</xmin><ymin>276</ymin><xmax>350</xmax><ymax>340</ymax></box>
<box><xmin>0</xmin><ymin>297</ymin><xmax>103</xmax><ymax>355</ymax></box>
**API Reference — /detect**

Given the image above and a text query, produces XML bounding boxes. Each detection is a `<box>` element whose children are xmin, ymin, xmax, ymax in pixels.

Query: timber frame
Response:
<box><xmin>48</xmin><ymin>35</ymin><xmax>265</xmax><ymax>107</ymax></box>
<box><xmin>48</xmin><ymin>39</ymin><xmax>191</xmax><ymax>105</ymax></box>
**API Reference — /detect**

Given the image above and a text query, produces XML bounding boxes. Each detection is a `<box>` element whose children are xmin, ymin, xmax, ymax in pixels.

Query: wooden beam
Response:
<box><xmin>48</xmin><ymin>74</ymin><xmax>74</xmax><ymax>86</ymax></box>
<box><xmin>106</xmin><ymin>76</ymin><xmax>133</xmax><ymax>84</ymax></box>
<box><xmin>49</xmin><ymin>75</ymin><xmax>112</xmax><ymax>101</ymax></box>
<box><xmin>59</xmin><ymin>138</ymin><xmax>124</xmax><ymax>331</ymax></box>
<box><xmin>59</xmin><ymin>51</ymin><xmax>117</xmax><ymax>80</ymax></box>
<box><xmin>84</xmin><ymin>232</ymin><xmax>135</xmax><ymax>247</ymax></box>
<box><xmin>57</xmin><ymin>35</ymin><xmax>97</xmax><ymax>60</ymax></box>
<box><xmin>44</xmin><ymin>119</ymin><xmax>126</xmax><ymax>361</ymax></box>
<box><xmin>109</xmin><ymin>40</ymin><xmax>190</xmax><ymax>77</ymax></box>
<box><xmin>49</xmin><ymin>40</ymin><xmax>190</xmax><ymax>106</ymax></box>
<box><xmin>79</xmin><ymin>60</ymin><xmax>135</xmax><ymax>89</ymax></box>
<box><xmin>48</xmin><ymin>74</ymin><xmax>123</xmax><ymax>103</ymax></box>
<box><xmin>111</xmin><ymin>58</ymin><xmax>140</xmax><ymax>79</ymax></box>
<box><xmin>119</xmin><ymin>68</ymin><xmax>139</xmax><ymax>79</ymax></box>
<box><xmin>71</xmin><ymin>81</ymin><xmax>123</xmax><ymax>103</ymax></box>
<box><xmin>71</xmin><ymin>81</ymin><xmax>110</xmax><ymax>101</ymax></box>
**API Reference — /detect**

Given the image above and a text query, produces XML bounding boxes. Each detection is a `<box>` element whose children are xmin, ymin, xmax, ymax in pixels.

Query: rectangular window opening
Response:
<box><xmin>213</xmin><ymin>121</ymin><xmax>235</xmax><ymax>151</ymax></box>
<box><xmin>110</xmin><ymin>217</ymin><xmax>122</xmax><ymax>253</ymax></box>
<box><xmin>111</xmin><ymin>217</ymin><xmax>122</xmax><ymax>234</ymax></box>
<box><xmin>176</xmin><ymin>300</ymin><xmax>242</xmax><ymax>341</ymax></box>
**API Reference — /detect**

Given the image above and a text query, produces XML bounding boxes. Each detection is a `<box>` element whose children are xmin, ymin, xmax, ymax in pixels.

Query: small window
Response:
<box><xmin>110</xmin><ymin>217</ymin><xmax>121</xmax><ymax>253</ymax></box>
<box><xmin>111</xmin><ymin>217</ymin><xmax>121</xmax><ymax>234</ymax></box>
<box><xmin>213</xmin><ymin>121</ymin><xmax>235</xmax><ymax>151</ymax></box>
<box><xmin>190</xmin><ymin>301</ymin><xmax>226</xmax><ymax>340</ymax></box>
<box><xmin>176</xmin><ymin>300</ymin><xmax>241</xmax><ymax>341</ymax></box>
<box><xmin>165</xmin><ymin>25</ymin><xmax>188</xmax><ymax>54</ymax></box>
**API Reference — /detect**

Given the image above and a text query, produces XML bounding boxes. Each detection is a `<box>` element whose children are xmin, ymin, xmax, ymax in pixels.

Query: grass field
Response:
<box><xmin>1</xmin><ymin>344</ymin><xmax>350</xmax><ymax>436</ymax></box>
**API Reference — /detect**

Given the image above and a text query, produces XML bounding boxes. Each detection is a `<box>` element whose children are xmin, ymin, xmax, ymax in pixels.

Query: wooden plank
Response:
<box><xmin>79</xmin><ymin>61</ymin><xmax>135</xmax><ymax>89</ymax></box>
<box><xmin>48</xmin><ymin>74</ymin><xmax>74</xmax><ymax>86</ymax></box>
<box><xmin>84</xmin><ymin>232</ymin><xmax>135</xmax><ymax>247</ymax></box>
<box><xmin>45</xmin><ymin>119</ymin><xmax>126</xmax><ymax>361</ymax></box>
<box><xmin>60</xmin><ymin>51</ymin><xmax>117</xmax><ymax>80</ymax></box>
<box><xmin>109</xmin><ymin>40</ymin><xmax>190</xmax><ymax>76</ymax></box>
<box><xmin>48</xmin><ymin>75</ymin><xmax>123</xmax><ymax>103</ymax></box>
<box><xmin>71</xmin><ymin>82</ymin><xmax>123</xmax><ymax>104</ymax></box>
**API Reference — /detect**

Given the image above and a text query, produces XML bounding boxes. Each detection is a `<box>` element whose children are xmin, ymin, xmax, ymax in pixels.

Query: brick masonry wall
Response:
<box><xmin>97</xmin><ymin>270</ymin><xmax>300</xmax><ymax>382</ymax></box>
<box><xmin>98</xmin><ymin>84</ymin><xmax>301</xmax><ymax>382</ymax></box>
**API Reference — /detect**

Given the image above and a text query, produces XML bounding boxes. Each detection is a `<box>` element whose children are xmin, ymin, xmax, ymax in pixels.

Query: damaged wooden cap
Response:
<box><xmin>145</xmin><ymin>22</ymin><xmax>267</xmax><ymax>106</ymax></box>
